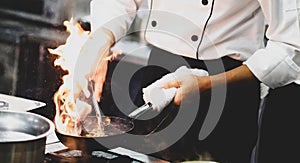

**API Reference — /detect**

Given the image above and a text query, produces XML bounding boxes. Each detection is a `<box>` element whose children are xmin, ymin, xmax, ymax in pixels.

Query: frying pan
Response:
<box><xmin>55</xmin><ymin>116</ymin><xmax>134</xmax><ymax>153</ymax></box>
<box><xmin>55</xmin><ymin>103</ymin><xmax>152</xmax><ymax>153</ymax></box>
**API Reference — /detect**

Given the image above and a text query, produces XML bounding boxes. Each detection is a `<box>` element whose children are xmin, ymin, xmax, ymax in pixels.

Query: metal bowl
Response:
<box><xmin>0</xmin><ymin>110</ymin><xmax>54</xmax><ymax>163</ymax></box>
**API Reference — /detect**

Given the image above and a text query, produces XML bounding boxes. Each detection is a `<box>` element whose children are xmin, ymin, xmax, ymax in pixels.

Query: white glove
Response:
<box><xmin>142</xmin><ymin>66</ymin><xmax>209</xmax><ymax>111</ymax></box>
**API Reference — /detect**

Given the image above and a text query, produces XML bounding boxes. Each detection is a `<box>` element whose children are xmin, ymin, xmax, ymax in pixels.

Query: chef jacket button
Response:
<box><xmin>202</xmin><ymin>0</ymin><xmax>208</xmax><ymax>5</ymax></box>
<box><xmin>151</xmin><ymin>20</ymin><xmax>157</xmax><ymax>27</ymax></box>
<box><xmin>191</xmin><ymin>35</ymin><xmax>198</xmax><ymax>41</ymax></box>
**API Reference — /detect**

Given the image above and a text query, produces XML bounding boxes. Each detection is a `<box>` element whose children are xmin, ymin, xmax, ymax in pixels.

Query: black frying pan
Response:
<box><xmin>55</xmin><ymin>116</ymin><xmax>134</xmax><ymax>153</ymax></box>
<box><xmin>55</xmin><ymin>103</ymin><xmax>152</xmax><ymax>153</ymax></box>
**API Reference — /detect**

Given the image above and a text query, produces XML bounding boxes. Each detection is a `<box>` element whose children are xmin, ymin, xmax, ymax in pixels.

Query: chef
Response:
<box><xmin>74</xmin><ymin>0</ymin><xmax>300</xmax><ymax>162</ymax></box>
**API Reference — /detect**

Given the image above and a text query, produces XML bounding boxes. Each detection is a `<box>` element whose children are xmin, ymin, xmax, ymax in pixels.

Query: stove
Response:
<box><xmin>44</xmin><ymin>149</ymin><xmax>145</xmax><ymax>163</ymax></box>
<box><xmin>44</xmin><ymin>145</ymin><xmax>170</xmax><ymax>163</ymax></box>
<box><xmin>45</xmin><ymin>130</ymin><xmax>169</xmax><ymax>163</ymax></box>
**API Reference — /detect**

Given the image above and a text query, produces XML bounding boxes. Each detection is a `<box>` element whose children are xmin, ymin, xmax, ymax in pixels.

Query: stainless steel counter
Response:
<box><xmin>0</xmin><ymin>93</ymin><xmax>46</xmax><ymax>111</ymax></box>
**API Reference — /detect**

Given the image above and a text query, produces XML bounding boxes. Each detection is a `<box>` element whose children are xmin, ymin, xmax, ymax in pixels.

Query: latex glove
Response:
<box><xmin>73</xmin><ymin>27</ymin><xmax>114</xmax><ymax>102</ymax></box>
<box><xmin>142</xmin><ymin>66</ymin><xmax>209</xmax><ymax>111</ymax></box>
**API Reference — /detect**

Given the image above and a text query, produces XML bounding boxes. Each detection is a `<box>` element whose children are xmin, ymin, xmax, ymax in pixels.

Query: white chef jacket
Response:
<box><xmin>90</xmin><ymin>0</ymin><xmax>300</xmax><ymax>89</ymax></box>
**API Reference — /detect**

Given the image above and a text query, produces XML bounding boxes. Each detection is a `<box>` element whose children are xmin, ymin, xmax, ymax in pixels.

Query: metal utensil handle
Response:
<box><xmin>89</xmin><ymin>80</ymin><xmax>103</xmax><ymax>125</ymax></box>
<box><xmin>128</xmin><ymin>102</ymin><xmax>153</xmax><ymax>119</ymax></box>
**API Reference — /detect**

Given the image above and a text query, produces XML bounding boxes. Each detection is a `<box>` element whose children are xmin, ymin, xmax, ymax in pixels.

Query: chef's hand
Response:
<box><xmin>143</xmin><ymin>66</ymin><xmax>209</xmax><ymax>109</ymax></box>
<box><xmin>163</xmin><ymin>64</ymin><xmax>259</xmax><ymax>105</ymax></box>
<box><xmin>73</xmin><ymin>47</ymin><xmax>111</xmax><ymax>102</ymax></box>
<box><xmin>93</xmin><ymin>50</ymin><xmax>121</xmax><ymax>101</ymax></box>
<box><xmin>162</xmin><ymin>75</ymin><xmax>211</xmax><ymax>105</ymax></box>
<box><xmin>73</xmin><ymin>28</ymin><xmax>115</xmax><ymax>102</ymax></box>
<box><xmin>93</xmin><ymin>50</ymin><xmax>110</xmax><ymax>102</ymax></box>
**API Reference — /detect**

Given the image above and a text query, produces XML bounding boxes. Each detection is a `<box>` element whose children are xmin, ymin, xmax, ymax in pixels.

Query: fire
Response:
<box><xmin>49</xmin><ymin>17</ymin><xmax>122</xmax><ymax>136</ymax></box>
<box><xmin>48</xmin><ymin>18</ymin><xmax>96</xmax><ymax>136</ymax></box>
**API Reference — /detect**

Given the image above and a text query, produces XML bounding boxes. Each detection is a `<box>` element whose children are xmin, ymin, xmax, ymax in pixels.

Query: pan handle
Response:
<box><xmin>128</xmin><ymin>102</ymin><xmax>152</xmax><ymax>119</ymax></box>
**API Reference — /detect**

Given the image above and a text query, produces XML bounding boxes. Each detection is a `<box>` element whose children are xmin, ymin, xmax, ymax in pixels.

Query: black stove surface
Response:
<box><xmin>44</xmin><ymin>149</ymin><xmax>145</xmax><ymax>163</ymax></box>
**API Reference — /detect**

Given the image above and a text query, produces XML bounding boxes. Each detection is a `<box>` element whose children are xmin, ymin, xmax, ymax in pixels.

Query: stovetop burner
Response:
<box><xmin>44</xmin><ymin>149</ymin><xmax>145</xmax><ymax>163</ymax></box>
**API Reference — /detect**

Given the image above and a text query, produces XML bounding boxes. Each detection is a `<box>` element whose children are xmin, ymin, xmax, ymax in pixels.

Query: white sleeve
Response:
<box><xmin>90</xmin><ymin>0</ymin><xmax>137</xmax><ymax>41</ymax></box>
<box><xmin>244</xmin><ymin>0</ymin><xmax>300</xmax><ymax>88</ymax></box>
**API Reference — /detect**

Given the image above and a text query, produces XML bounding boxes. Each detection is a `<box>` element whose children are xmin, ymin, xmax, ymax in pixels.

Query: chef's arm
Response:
<box><xmin>202</xmin><ymin>64</ymin><xmax>257</xmax><ymax>88</ymax></box>
<box><xmin>78</xmin><ymin>0</ymin><xmax>137</xmax><ymax>100</ymax></box>
<box><xmin>90</xmin><ymin>0</ymin><xmax>137</xmax><ymax>42</ymax></box>
<box><xmin>244</xmin><ymin>0</ymin><xmax>300</xmax><ymax>88</ymax></box>
<box><xmin>163</xmin><ymin>64</ymin><xmax>257</xmax><ymax>105</ymax></box>
<box><xmin>203</xmin><ymin>64</ymin><xmax>257</xmax><ymax>91</ymax></box>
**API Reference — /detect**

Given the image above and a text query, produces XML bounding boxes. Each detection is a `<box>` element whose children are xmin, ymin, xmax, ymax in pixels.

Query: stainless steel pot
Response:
<box><xmin>0</xmin><ymin>110</ymin><xmax>54</xmax><ymax>163</ymax></box>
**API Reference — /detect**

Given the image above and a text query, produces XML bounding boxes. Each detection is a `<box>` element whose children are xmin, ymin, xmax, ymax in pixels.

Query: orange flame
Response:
<box><xmin>49</xmin><ymin>18</ymin><xmax>121</xmax><ymax>136</ymax></box>
<box><xmin>48</xmin><ymin>18</ymin><xmax>92</xmax><ymax>135</ymax></box>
